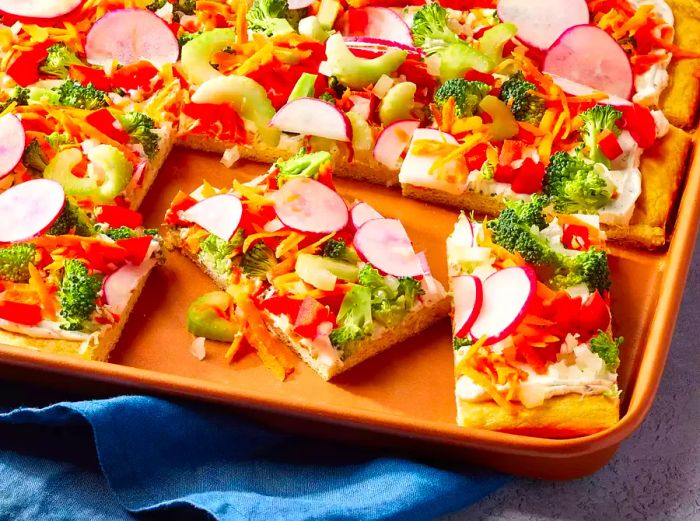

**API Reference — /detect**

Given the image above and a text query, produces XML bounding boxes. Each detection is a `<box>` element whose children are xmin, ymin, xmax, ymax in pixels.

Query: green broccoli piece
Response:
<box><xmin>178</xmin><ymin>31</ymin><xmax>201</xmax><ymax>48</ymax></box>
<box><xmin>453</xmin><ymin>336</ymin><xmax>473</xmax><ymax>350</ymax></box>
<box><xmin>543</xmin><ymin>151</ymin><xmax>612</xmax><ymax>214</ymax></box>
<box><xmin>53</xmin><ymin>80</ymin><xmax>108</xmax><ymax>110</ymax></box>
<box><xmin>58</xmin><ymin>259</ymin><xmax>103</xmax><ymax>331</ymax></box>
<box><xmin>589</xmin><ymin>330</ymin><xmax>623</xmax><ymax>371</ymax></box>
<box><xmin>46</xmin><ymin>132</ymin><xmax>73</xmax><ymax>150</ymax></box>
<box><xmin>0</xmin><ymin>243</ymin><xmax>38</xmax><ymax>283</ymax></box>
<box><xmin>410</xmin><ymin>2</ymin><xmax>459</xmax><ymax>53</ymax></box>
<box><xmin>499</xmin><ymin>72</ymin><xmax>545</xmax><ymax>125</ymax></box>
<box><xmin>329</xmin><ymin>284</ymin><xmax>373</xmax><ymax>350</ymax></box>
<box><xmin>327</xmin><ymin>76</ymin><xmax>347</xmax><ymax>98</ymax></box>
<box><xmin>246</xmin><ymin>0</ymin><xmax>296</xmax><ymax>37</ymax></box>
<box><xmin>174</xmin><ymin>0</ymin><xmax>196</xmax><ymax>15</ymax></box>
<box><xmin>240</xmin><ymin>242</ymin><xmax>276</xmax><ymax>279</ymax></box>
<box><xmin>486</xmin><ymin>195</ymin><xmax>559</xmax><ymax>265</ymax></box>
<box><xmin>198</xmin><ymin>229</ymin><xmax>246</xmax><ymax>276</ymax></box>
<box><xmin>274</xmin><ymin>148</ymin><xmax>331</xmax><ymax>186</ymax></box>
<box><xmin>0</xmin><ymin>86</ymin><xmax>30</xmax><ymax>113</ymax></box>
<box><xmin>21</xmin><ymin>140</ymin><xmax>49</xmax><ymax>174</ymax></box>
<box><xmin>318</xmin><ymin>92</ymin><xmax>336</xmax><ymax>104</ymax></box>
<box><xmin>357</xmin><ymin>264</ymin><xmax>423</xmax><ymax>327</ymax></box>
<box><xmin>552</xmin><ymin>247</ymin><xmax>611</xmax><ymax>294</ymax></box>
<box><xmin>46</xmin><ymin>200</ymin><xmax>93</xmax><ymax>237</ymax></box>
<box><xmin>322</xmin><ymin>238</ymin><xmax>360</xmax><ymax>265</ymax></box>
<box><xmin>147</xmin><ymin>0</ymin><xmax>167</xmax><ymax>10</ymax></box>
<box><xmin>39</xmin><ymin>44</ymin><xmax>82</xmax><ymax>79</ymax></box>
<box><xmin>434</xmin><ymin>78</ymin><xmax>490</xmax><ymax>118</ymax></box>
<box><xmin>104</xmin><ymin>226</ymin><xmax>137</xmax><ymax>241</ymax></box>
<box><xmin>578</xmin><ymin>104</ymin><xmax>622</xmax><ymax>167</ymax></box>
<box><xmin>117</xmin><ymin>112</ymin><xmax>160</xmax><ymax>159</ymax></box>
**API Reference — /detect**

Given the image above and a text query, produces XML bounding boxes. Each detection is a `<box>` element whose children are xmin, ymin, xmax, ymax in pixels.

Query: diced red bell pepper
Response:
<box><xmin>616</xmin><ymin>103</ymin><xmax>656</xmax><ymax>149</ymax></box>
<box><xmin>597</xmin><ymin>130</ymin><xmax>623</xmax><ymax>161</ymax></box>
<box><xmin>499</xmin><ymin>139</ymin><xmax>523</xmax><ymax>165</ymax></box>
<box><xmin>293</xmin><ymin>296</ymin><xmax>336</xmax><ymax>339</ymax></box>
<box><xmin>85</xmin><ymin>108</ymin><xmax>130</xmax><ymax>144</ymax></box>
<box><xmin>83</xmin><ymin>243</ymin><xmax>130</xmax><ymax>272</ymax></box>
<box><xmin>494</xmin><ymin>163</ymin><xmax>515</xmax><ymax>183</ymax></box>
<box><xmin>7</xmin><ymin>43</ymin><xmax>52</xmax><ymax>87</ymax></box>
<box><xmin>562</xmin><ymin>224</ymin><xmax>591</xmax><ymax>251</ymax></box>
<box><xmin>463</xmin><ymin>69</ymin><xmax>495</xmax><ymax>86</ymax></box>
<box><xmin>576</xmin><ymin>291</ymin><xmax>611</xmax><ymax>341</ymax></box>
<box><xmin>258</xmin><ymin>295</ymin><xmax>303</xmax><ymax>319</ymax></box>
<box><xmin>181</xmin><ymin>103</ymin><xmax>248</xmax><ymax>143</ymax></box>
<box><xmin>68</xmin><ymin>64</ymin><xmax>112</xmax><ymax>92</ymax></box>
<box><xmin>511</xmin><ymin>157</ymin><xmax>545</xmax><ymax>194</ymax></box>
<box><xmin>116</xmin><ymin>236</ymin><xmax>153</xmax><ymax>265</ymax></box>
<box><xmin>0</xmin><ymin>301</ymin><xmax>43</xmax><ymax>326</ymax></box>
<box><xmin>96</xmin><ymin>205</ymin><xmax>143</xmax><ymax>229</ymax></box>
<box><xmin>546</xmin><ymin>293</ymin><xmax>582</xmax><ymax>335</ymax></box>
<box><xmin>110</xmin><ymin>61</ymin><xmax>160</xmax><ymax>92</ymax></box>
<box><xmin>517</xmin><ymin>343</ymin><xmax>548</xmax><ymax>374</ymax></box>
<box><xmin>465</xmin><ymin>143</ymin><xmax>489</xmax><ymax>171</ymax></box>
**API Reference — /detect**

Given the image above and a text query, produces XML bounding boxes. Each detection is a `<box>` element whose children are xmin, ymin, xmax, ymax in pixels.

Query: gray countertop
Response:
<box><xmin>447</xmin><ymin>235</ymin><xmax>700</xmax><ymax>521</ymax></box>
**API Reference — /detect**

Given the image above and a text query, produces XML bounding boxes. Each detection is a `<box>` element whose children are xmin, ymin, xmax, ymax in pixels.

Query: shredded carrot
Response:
<box><xmin>243</xmin><ymin>230</ymin><xmax>293</xmax><ymax>253</ymax></box>
<box><xmin>224</xmin><ymin>330</ymin><xmax>246</xmax><ymax>363</ymax></box>
<box><xmin>235</xmin><ymin>0</ymin><xmax>248</xmax><ymax>44</ymax></box>
<box><xmin>28</xmin><ymin>264</ymin><xmax>57</xmax><ymax>320</ymax></box>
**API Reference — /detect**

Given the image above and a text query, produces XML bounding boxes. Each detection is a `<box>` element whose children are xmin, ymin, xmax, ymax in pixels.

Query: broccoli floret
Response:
<box><xmin>357</xmin><ymin>264</ymin><xmax>423</xmax><ymax>327</ymax></box>
<box><xmin>46</xmin><ymin>132</ymin><xmax>72</xmax><ymax>150</ymax></box>
<box><xmin>39</xmin><ymin>44</ymin><xmax>82</xmax><ymax>79</ymax></box>
<box><xmin>589</xmin><ymin>330</ymin><xmax>623</xmax><ymax>371</ymax></box>
<box><xmin>552</xmin><ymin>247</ymin><xmax>611</xmax><ymax>294</ymax></box>
<box><xmin>240</xmin><ymin>242</ymin><xmax>276</xmax><ymax>279</ymax></box>
<box><xmin>434</xmin><ymin>78</ymin><xmax>490</xmax><ymax>118</ymax></box>
<box><xmin>319</xmin><ymin>92</ymin><xmax>335</xmax><ymax>104</ymax></box>
<box><xmin>327</xmin><ymin>76</ymin><xmax>347</xmax><ymax>98</ymax></box>
<box><xmin>322</xmin><ymin>238</ymin><xmax>360</xmax><ymax>265</ymax></box>
<box><xmin>147</xmin><ymin>0</ymin><xmax>167</xmax><ymax>10</ymax></box>
<box><xmin>21</xmin><ymin>140</ymin><xmax>49</xmax><ymax>174</ymax></box>
<box><xmin>0</xmin><ymin>86</ymin><xmax>29</xmax><ymax>113</ymax></box>
<box><xmin>453</xmin><ymin>336</ymin><xmax>473</xmax><ymax>350</ymax></box>
<box><xmin>329</xmin><ymin>284</ymin><xmax>373</xmax><ymax>349</ymax></box>
<box><xmin>487</xmin><ymin>195</ymin><xmax>559</xmax><ymax>265</ymax></box>
<box><xmin>499</xmin><ymin>72</ymin><xmax>545</xmax><ymax>125</ymax></box>
<box><xmin>198</xmin><ymin>230</ymin><xmax>246</xmax><ymax>276</ymax></box>
<box><xmin>274</xmin><ymin>148</ymin><xmax>331</xmax><ymax>186</ymax></box>
<box><xmin>0</xmin><ymin>243</ymin><xmax>38</xmax><ymax>282</ymax></box>
<box><xmin>117</xmin><ymin>112</ymin><xmax>160</xmax><ymax>159</ymax></box>
<box><xmin>46</xmin><ymin>200</ymin><xmax>93</xmax><ymax>237</ymax></box>
<box><xmin>174</xmin><ymin>0</ymin><xmax>196</xmax><ymax>14</ymax></box>
<box><xmin>104</xmin><ymin>226</ymin><xmax>137</xmax><ymax>241</ymax></box>
<box><xmin>578</xmin><ymin>104</ymin><xmax>622</xmax><ymax>167</ymax></box>
<box><xmin>58</xmin><ymin>260</ymin><xmax>103</xmax><ymax>331</ymax></box>
<box><xmin>178</xmin><ymin>31</ymin><xmax>201</xmax><ymax>48</ymax></box>
<box><xmin>410</xmin><ymin>2</ymin><xmax>459</xmax><ymax>53</ymax></box>
<box><xmin>53</xmin><ymin>80</ymin><xmax>108</xmax><ymax>110</ymax></box>
<box><xmin>246</xmin><ymin>0</ymin><xmax>297</xmax><ymax>37</ymax></box>
<box><xmin>543</xmin><ymin>151</ymin><xmax>612</xmax><ymax>214</ymax></box>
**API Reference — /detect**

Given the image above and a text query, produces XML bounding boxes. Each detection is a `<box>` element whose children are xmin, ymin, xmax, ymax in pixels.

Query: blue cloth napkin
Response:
<box><xmin>0</xmin><ymin>381</ymin><xmax>508</xmax><ymax>520</ymax></box>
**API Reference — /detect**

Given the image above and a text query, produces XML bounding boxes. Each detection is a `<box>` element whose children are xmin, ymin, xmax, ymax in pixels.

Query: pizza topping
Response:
<box><xmin>452</xmin><ymin>275</ymin><xmax>483</xmax><ymax>338</ymax></box>
<box><xmin>273</xmin><ymin>177</ymin><xmax>349</xmax><ymax>233</ymax></box>
<box><xmin>270</xmin><ymin>97</ymin><xmax>353</xmax><ymax>142</ymax></box>
<box><xmin>180</xmin><ymin>194</ymin><xmax>243</xmax><ymax>242</ymax></box>
<box><xmin>543</xmin><ymin>24</ymin><xmax>634</xmax><ymax>100</ymax></box>
<box><xmin>0</xmin><ymin>179</ymin><xmax>66</xmax><ymax>243</ymax></box>
<box><xmin>85</xmin><ymin>9</ymin><xmax>180</xmax><ymax>69</ymax></box>
<box><xmin>497</xmin><ymin>0</ymin><xmax>589</xmax><ymax>50</ymax></box>
<box><xmin>350</xmin><ymin>202</ymin><xmax>383</xmax><ymax>230</ymax></box>
<box><xmin>373</xmin><ymin>119</ymin><xmax>420</xmax><ymax>170</ymax></box>
<box><xmin>344</xmin><ymin>6</ymin><xmax>414</xmax><ymax>47</ymax></box>
<box><xmin>0</xmin><ymin>0</ymin><xmax>83</xmax><ymax>21</ymax></box>
<box><xmin>185</xmin><ymin>291</ymin><xmax>241</xmax><ymax>342</ymax></box>
<box><xmin>0</xmin><ymin>114</ymin><xmax>26</xmax><ymax>179</ymax></box>
<box><xmin>103</xmin><ymin>255</ymin><xmax>154</xmax><ymax>315</ymax></box>
<box><xmin>353</xmin><ymin>218</ymin><xmax>422</xmax><ymax>277</ymax></box>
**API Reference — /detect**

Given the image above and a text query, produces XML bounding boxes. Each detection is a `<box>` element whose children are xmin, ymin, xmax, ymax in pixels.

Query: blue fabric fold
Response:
<box><xmin>0</xmin><ymin>382</ymin><xmax>508</xmax><ymax>520</ymax></box>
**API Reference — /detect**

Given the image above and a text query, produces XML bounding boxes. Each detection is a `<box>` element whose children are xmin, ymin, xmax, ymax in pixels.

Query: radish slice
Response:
<box><xmin>103</xmin><ymin>262</ymin><xmax>152</xmax><ymax>314</ymax></box>
<box><xmin>181</xmin><ymin>194</ymin><xmax>243</xmax><ymax>241</ymax></box>
<box><xmin>85</xmin><ymin>9</ymin><xmax>180</xmax><ymax>68</ymax></box>
<box><xmin>470</xmin><ymin>266</ymin><xmax>536</xmax><ymax>344</ymax></box>
<box><xmin>497</xmin><ymin>0</ymin><xmax>589</xmax><ymax>51</ymax></box>
<box><xmin>452</xmin><ymin>275</ymin><xmax>483</xmax><ymax>338</ymax></box>
<box><xmin>345</xmin><ymin>7</ymin><xmax>414</xmax><ymax>47</ymax></box>
<box><xmin>454</xmin><ymin>214</ymin><xmax>475</xmax><ymax>247</ymax></box>
<box><xmin>354</xmin><ymin>218</ymin><xmax>422</xmax><ymax>277</ymax></box>
<box><xmin>270</xmin><ymin>97</ymin><xmax>352</xmax><ymax>142</ymax></box>
<box><xmin>548</xmin><ymin>74</ymin><xmax>632</xmax><ymax>107</ymax></box>
<box><xmin>0</xmin><ymin>0</ymin><xmax>83</xmax><ymax>20</ymax></box>
<box><xmin>350</xmin><ymin>201</ymin><xmax>383</xmax><ymax>229</ymax></box>
<box><xmin>543</xmin><ymin>25</ymin><xmax>634</xmax><ymax>100</ymax></box>
<box><xmin>373</xmin><ymin>119</ymin><xmax>420</xmax><ymax>170</ymax></box>
<box><xmin>288</xmin><ymin>0</ymin><xmax>314</xmax><ymax>8</ymax></box>
<box><xmin>0</xmin><ymin>114</ymin><xmax>26</xmax><ymax>180</ymax></box>
<box><xmin>0</xmin><ymin>179</ymin><xmax>65</xmax><ymax>243</ymax></box>
<box><xmin>274</xmin><ymin>177</ymin><xmax>349</xmax><ymax>234</ymax></box>
<box><xmin>344</xmin><ymin>37</ymin><xmax>423</xmax><ymax>59</ymax></box>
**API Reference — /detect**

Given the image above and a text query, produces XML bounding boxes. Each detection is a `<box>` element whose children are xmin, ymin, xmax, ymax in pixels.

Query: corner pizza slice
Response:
<box><xmin>448</xmin><ymin>197</ymin><xmax>621</xmax><ymax>436</ymax></box>
<box><xmin>0</xmin><ymin>178</ymin><xmax>162</xmax><ymax>361</ymax></box>
<box><xmin>164</xmin><ymin>150</ymin><xmax>449</xmax><ymax>380</ymax></box>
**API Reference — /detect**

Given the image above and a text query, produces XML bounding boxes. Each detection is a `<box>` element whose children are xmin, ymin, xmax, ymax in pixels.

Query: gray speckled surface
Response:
<box><xmin>445</xmin><ymin>234</ymin><xmax>700</xmax><ymax>521</ymax></box>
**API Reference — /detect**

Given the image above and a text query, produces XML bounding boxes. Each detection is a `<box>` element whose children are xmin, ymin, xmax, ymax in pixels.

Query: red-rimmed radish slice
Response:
<box><xmin>543</xmin><ymin>25</ymin><xmax>634</xmax><ymax>100</ymax></box>
<box><xmin>373</xmin><ymin>119</ymin><xmax>420</xmax><ymax>170</ymax></box>
<box><xmin>354</xmin><ymin>218</ymin><xmax>422</xmax><ymax>277</ymax></box>
<box><xmin>181</xmin><ymin>194</ymin><xmax>243</xmax><ymax>241</ymax></box>
<box><xmin>288</xmin><ymin>0</ymin><xmax>314</xmax><ymax>8</ymax></box>
<box><xmin>470</xmin><ymin>266</ymin><xmax>536</xmax><ymax>344</ymax></box>
<box><xmin>344</xmin><ymin>37</ymin><xmax>423</xmax><ymax>59</ymax></box>
<box><xmin>454</xmin><ymin>214</ymin><xmax>475</xmax><ymax>247</ymax></box>
<box><xmin>497</xmin><ymin>0</ymin><xmax>589</xmax><ymax>51</ymax></box>
<box><xmin>0</xmin><ymin>179</ymin><xmax>65</xmax><ymax>243</ymax></box>
<box><xmin>0</xmin><ymin>114</ymin><xmax>26</xmax><ymax>180</ymax></box>
<box><xmin>274</xmin><ymin>177</ymin><xmax>349</xmax><ymax>234</ymax></box>
<box><xmin>349</xmin><ymin>95</ymin><xmax>371</xmax><ymax>120</ymax></box>
<box><xmin>270</xmin><ymin>98</ymin><xmax>352</xmax><ymax>142</ymax></box>
<box><xmin>453</xmin><ymin>275</ymin><xmax>483</xmax><ymax>338</ymax></box>
<box><xmin>350</xmin><ymin>201</ymin><xmax>383</xmax><ymax>229</ymax></box>
<box><xmin>103</xmin><ymin>262</ymin><xmax>152</xmax><ymax>314</ymax></box>
<box><xmin>85</xmin><ymin>9</ymin><xmax>180</xmax><ymax>68</ymax></box>
<box><xmin>345</xmin><ymin>7</ymin><xmax>413</xmax><ymax>47</ymax></box>
<box><xmin>0</xmin><ymin>0</ymin><xmax>83</xmax><ymax>20</ymax></box>
<box><xmin>549</xmin><ymin>74</ymin><xmax>632</xmax><ymax>106</ymax></box>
